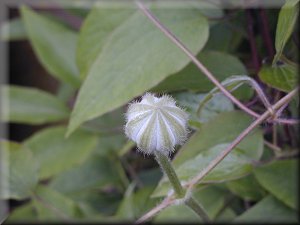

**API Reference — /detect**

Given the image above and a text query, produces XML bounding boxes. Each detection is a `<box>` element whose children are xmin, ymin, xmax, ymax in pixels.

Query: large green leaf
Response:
<box><xmin>21</xmin><ymin>7</ymin><xmax>80</xmax><ymax>87</ymax></box>
<box><xmin>274</xmin><ymin>0</ymin><xmax>299</xmax><ymax>62</ymax></box>
<box><xmin>67</xmin><ymin>8</ymin><xmax>209</xmax><ymax>136</ymax></box>
<box><xmin>153</xmin><ymin>111</ymin><xmax>263</xmax><ymax>197</ymax></box>
<box><xmin>254</xmin><ymin>159</ymin><xmax>298</xmax><ymax>209</ymax></box>
<box><xmin>152</xmin><ymin>51</ymin><xmax>252</xmax><ymax>100</ymax></box>
<box><xmin>49</xmin><ymin>154</ymin><xmax>122</xmax><ymax>194</ymax></box>
<box><xmin>24</xmin><ymin>126</ymin><xmax>98</xmax><ymax>179</ymax></box>
<box><xmin>226</xmin><ymin>174</ymin><xmax>267</xmax><ymax>201</ymax></box>
<box><xmin>76</xmin><ymin>7</ymin><xmax>133</xmax><ymax>78</ymax></box>
<box><xmin>0</xmin><ymin>141</ymin><xmax>38</xmax><ymax>200</ymax></box>
<box><xmin>1</xmin><ymin>85</ymin><xmax>69</xmax><ymax>125</ymax></box>
<box><xmin>258</xmin><ymin>63</ymin><xmax>298</xmax><ymax>92</ymax></box>
<box><xmin>235</xmin><ymin>195</ymin><xmax>298</xmax><ymax>223</ymax></box>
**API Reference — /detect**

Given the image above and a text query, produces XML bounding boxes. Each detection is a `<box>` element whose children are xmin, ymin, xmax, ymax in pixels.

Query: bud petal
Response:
<box><xmin>125</xmin><ymin>93</ymin><xmax>189</xmax><ymax>155</ymax></box>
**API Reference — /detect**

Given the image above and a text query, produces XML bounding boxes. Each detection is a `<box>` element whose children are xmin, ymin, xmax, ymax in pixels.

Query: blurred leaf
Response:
<box><xmin>137</xmin><ymin>168</ymin><xmax>162</xmax><ymax>187</ymax></box>
<box><xmin>226</xmin><ymin>174</ymin><xmax>267</xmax><ymax>201</ymax></box>
<box><xmin>215</xmin><ymin>208</ymin><xmax>236</xmax><ymax>222</ymax></box>
<box><xmin>258</xmin><ymin>63</ymin><xmax>298</xmax><ymax>92</ymax></box>
<box><xmin>274</xmin><ymin>0</ymin><xmax>299</xmax><ymax>63</ymax></box>
<box><xmin>0</xmin><ymin>18</ymin><xmax>27</xmax><ymax>41</ymax></box>
<box><xmin>32</xmin><ymin>185</ymin><xmax>82</xmax><ymax>221</ymax></box>
<box><xmin>116</xmin><ymin>184</ymin><xmax>158</xmax><ymax>221</ymax></box>
<box><xmin>21</xmin><ymin>7</ymin><xmax>80</xmax><ymax>87</ymax></box>
<box><xmin>56</xmin><ymin>83</ymin><xmax>76</xmax><ymax>103</ymax></box>
<box><xmin>153</xmin><ymin>111</ymin><xmax>263</xmax><ymax>197</ymax></box>
<box><xmin>1</xmin><ymin>85</ymin><xmax>69</xmax><ymax>125</ymax></box>
<box><xmin>235</xmin><ymin>195</ymin><xmax>298</xmax><ymax>223</ymax></box>
<box><xmin>76</xmin><ymin>7</ymin><xmax>133</xmax><ymax>78</ymax></box>
<box><xmin>0</xmin><ymin>141</ymin><xmax>38</xmax><ymax>200</ymax></box>
<box><xmin>174</xmin><ymin>92</ymin><xmax>234</xmax><ymax>127</ymax></box>
<box><xmin>204</xmin><ymin>22</ymin><xmax>244</xmax><ymax>53</ymax></box>
<box><xmin>67</xmin><ymin>8</ymin><xmax>209</xmax><ymax>135</ymax></box>
<box><xmin>152</xmin><ymin>51</ymin><xmax>252</xmax><ymax>100</ymax></box>
<box><xmin>254</xmin><ymin>159</ymin><xmax>298</xmax><ymax>209</ymax></box>
<box><xmin>68</xmin><ymin>191</ymin><xmax>122</xmax><ymax>217</ymax></box>
<box><xmin>50</xmin><ymin>154</ymin><xmax>122</xmax><ymax>194</ymax></box>
<box><xmin>154</xmin><ymin>186</ymin><xmax>226</xmax><ymax>222</ymax></box>
<box><xmin>82</xmin><ymin>107</ymin><xmax>125</xmax><ymax>135</ymax></box>
<box><xmin>184</xmin><ymin>1</ymin><xmax>224</xmax><ymax>19</ymax></box>
<box><xmin>6</xmin><ymin>203</ymin><xmax>37</xmax><ymax>222</ymax></box>
<box><xmin>24</xmin><ymin>126</ymin><xmax>98</xmax><ymax>179</ymax></box>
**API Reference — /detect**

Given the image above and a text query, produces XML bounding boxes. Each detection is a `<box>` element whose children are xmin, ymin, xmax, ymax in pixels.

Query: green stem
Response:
<box><xmin>185</xmin><ymin>196</ymin><xmax>211</xmax><ymax>223</ymax></box>
<box><xmin>154</xmin><ymin>151</ymin><xmax>210</xmax><ymax>222</ymax></box>
<box><xmin>154</xmin><ymin>151</ymin><xmax>185</xmax><ymax>198</ymax></box>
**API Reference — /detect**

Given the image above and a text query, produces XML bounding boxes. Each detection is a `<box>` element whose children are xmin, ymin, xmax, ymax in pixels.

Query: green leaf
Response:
<box><xmin>174</xmin><ymin>92</ymin><xmax>234</xmax><ymax>127</ymax></box>
<box><xmin>154</xmin><ymin>186</ymin><xmax>227</xmax><ymax>222</ymax></box>
<box><xmin>21</xmin><ymin>6</ymin><xmax>80</xmax><ymax>87</ymax></box>
<box><xmin>153</xmin><ymin>111</ymin><xmax>263</xmax><ymax>197</ymax></box>
<box><xmin>50</xmin><ymin>154</ymin><xmax>122</xmax><ymax>194</ymax></box>
<box><xmin>0</xmin><ymin>141</ymin><xmax>38</xmax><ymax>200</ymax></box>
<box><xmin>67</xmin><ymin>8</ymin><xmax>209</xmax><ymax>136</ymax></box>
<box><xmin>67</xmin><ymin>190</ymin><xmax>122</xmax><ymax>217</ymax></box>
<box><xmin>226</xmin><ymin>174</ymin><xmax>267</xmax><ymax>201</ymax></box>
<box><xmin>76</xmin><ymin>7</ymin><xmax>133</xmax><ymax>78</ymax></box>
<box><xmin>258</xmin><ymin>63</ymin><xmax>298</xmax><ymax>92</ymax></box>
<box><xmin>1</xmin><ymin>85</ymin><xmax>69</xmax><ymax>125</ymax></box>
<box><xmin>115</xmin><ymin>184</ymin><xmax>158</xmax><ymax>221</ymax></box>
<box><xmin>235</xmin><ymin>195</ymin><xmax>298</xmax><ymax>223</ymax></box>
<box><xmin>254</xmin><ymin>159</ymin><xmax>298</xmax><ymax>209</ymax></box>
<box><xmin>274</xmin><ymin>0</ymin><xmax>299</xmax><ymax>63</ymax></box>
<box><xmin>0</xmin><ymin>18</ymin><xmax>27</xmax><ymax>41</ymax></box>
<box><xmin>152</xmin><ymin>51</ymin><xmax>252</xmax><ymax>100</ymax></box>
<box><xmin>204</xmin><ymin>22</ymin><xmax>244</xmax><ymax>53</ymax></box>
<box><xmin>32</xmin><ymin>185</ymin><xmax>82</xmax><ymax>221</ymax></box>
<box><xmin>128</xmin><ymin>186</ymin><xmax>158</xmax><ymax>219</ymax></box>
<box><xmin>215</xmin><ymin>208</ymin><xmax>236</xmax><ymax>222</ymax></box>
<box><xmin>6</xmin><ymin>203</ymin><xmax>37</xmax><ymax>222</ymax></box>
<box><xmin>24</xmin><ymin>126</ymin><xmax>98</xmax><ymax>179</ymax></box>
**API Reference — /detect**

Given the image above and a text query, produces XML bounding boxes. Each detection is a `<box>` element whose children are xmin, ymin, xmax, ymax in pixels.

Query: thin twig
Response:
<box><xmin>135</xmin><ymin>196</ymin><xmax>175</xmax><ymax>224</ymax></box>
<box><xmin>186</xmin><ymin>88</ymin><xmax>298</xmax><ymax>190</ymax></box>
<box><xmin>264</xmin><ymin>140</ymin><xmax>281</xmax><ymax>155</ymax></box>
<box><xmin>135</xmin><ymin>1</ymin><xmax>297</xmax><ymax>125</ymax></box>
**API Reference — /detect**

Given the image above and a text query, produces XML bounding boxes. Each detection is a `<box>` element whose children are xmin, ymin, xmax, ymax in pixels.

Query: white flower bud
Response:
<box><xmin>125</xmin><ymin>93</ymin><xmax>189</xmax><ymax>155</ymax></box>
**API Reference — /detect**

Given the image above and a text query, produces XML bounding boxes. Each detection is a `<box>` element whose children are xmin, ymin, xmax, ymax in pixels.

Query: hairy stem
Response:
<box><xmin>154</xmin><ymin>151</ymin><xmax>185</xmax><ymax>198</ymax></box>
<box><xmin>154</xmin><ymin>151</ymin><xmax>210</xmax><ymax>222</ymax></box>
<box><xmin>185</xmin><ymin>196</ymin><xmax>211</xmax><ymax>222</ymax></box>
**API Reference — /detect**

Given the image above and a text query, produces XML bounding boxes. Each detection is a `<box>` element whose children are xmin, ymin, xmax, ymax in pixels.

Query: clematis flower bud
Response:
<box><xmin>125</xmin><ymin>93</ymin><xmax>189</xmax><ymax>155</ymax></box>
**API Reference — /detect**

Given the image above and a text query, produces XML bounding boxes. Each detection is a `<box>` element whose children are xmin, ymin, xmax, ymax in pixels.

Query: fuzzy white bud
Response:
<box><xmin>125</xmin><ymin>93</ymin><xmax>189</xmax><ymax>155</ymax></box>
